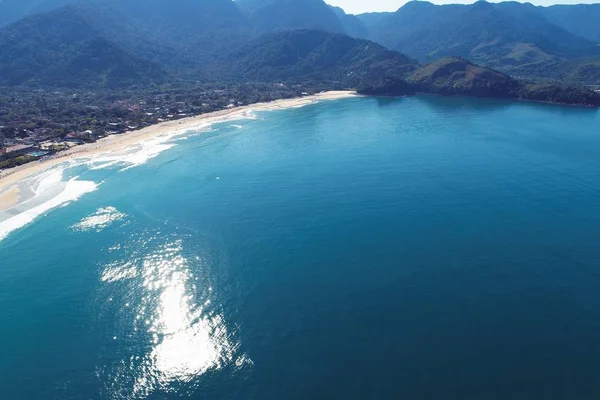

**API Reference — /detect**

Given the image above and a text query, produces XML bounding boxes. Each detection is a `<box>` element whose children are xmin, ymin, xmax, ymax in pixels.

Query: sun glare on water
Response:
<box><xmin>98</xmin><ymin>238</ymin><xmax>250</xmax><ymax>398</ymax></box>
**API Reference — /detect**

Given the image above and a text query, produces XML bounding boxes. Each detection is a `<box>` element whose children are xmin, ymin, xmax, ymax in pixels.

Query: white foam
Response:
<box><xmin>71</xmin><ymin>206</ymin><xmax>127</xmax><ymax>232</ymax></box>
<box><xmin>84</xmin><ymin>111</ymin><xmax>259</xmax><ymax>174</ymax></box>
<box><xmin>0</xmin><ymin>110</ymin><xmax>262</xmax><ymax>242</ymax></box>
<box><xmin>84</xmin><ymin>125</ymin><xmax>217</xmax><ymax>172</ymax></box>
<box><xmin>0</xmin><ymin>172</ymin><xmax>97</xmax><ymax>242</ymax></box>
<box><xmin>85</xmin><ymin>139</ymin><xmax>176</xmax><ymax>172</ymax></box>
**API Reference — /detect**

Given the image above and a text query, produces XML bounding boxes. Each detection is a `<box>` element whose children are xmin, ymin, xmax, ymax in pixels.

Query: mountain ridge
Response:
<box><xmin>0</xmin><ymin>0</ymin><xmax>597</xmax><ymax>107</ymax></box>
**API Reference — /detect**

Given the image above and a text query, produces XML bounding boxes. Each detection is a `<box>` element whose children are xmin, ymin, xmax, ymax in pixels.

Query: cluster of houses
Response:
<box><xmin>0</xmin><ymin>84</ymin><xmax>309</xmax><ymax>171</ymax></box>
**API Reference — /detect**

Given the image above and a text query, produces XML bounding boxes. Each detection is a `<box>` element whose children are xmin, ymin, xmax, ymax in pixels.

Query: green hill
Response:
<box><xmin>0</xmin><ymin>1</ymin><xmax>597</xmax><ymax>107</ymax></box>
<box><xmin>409</xmin><ymin>57</ymin><xmax>522</xmax><ymax>97</ymax></box>
<box><xmin>235</xmin><ymin>0</ymin><xmax>344</xmax><ymax>34</ymax></box>
<box><xmin>547</xmin><ymin>57</ymin><xmax>600</xmax><ymax>86</ymax></box>
<box><xmin>0</xmin><ymin>6</ymin><xmax>165</xmax><ymax>87</ymax></box>
<box><xmin>358</xmin><ymin>1</ymin><xmax>600</xmax><ymax>79</ymax></box>
<box><xmin>232</xmin><ymin>29</ymin><xmax>418</xmax><ymax>87</ymax></box>
<box><xmin>358</xmin><ymin>56</ymin><xmax>600</xmax><ymax>107</ymax></box>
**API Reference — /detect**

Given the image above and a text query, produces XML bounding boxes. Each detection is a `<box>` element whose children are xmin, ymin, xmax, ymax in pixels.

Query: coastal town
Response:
<box><xmin>0</xmin><ymin>83</ymin><xmax>317</xmax><ymax>171</ymax></box>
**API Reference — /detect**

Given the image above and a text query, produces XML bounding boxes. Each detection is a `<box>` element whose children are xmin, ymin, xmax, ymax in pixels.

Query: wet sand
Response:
<box><xmin>0</xmin><ymin>186</ymin><xmax>20</xmax><ymax>211</ymax></box>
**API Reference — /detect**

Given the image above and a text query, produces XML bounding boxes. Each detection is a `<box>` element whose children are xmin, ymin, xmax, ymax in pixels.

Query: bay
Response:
<box><xmin>1</xmin><ymin>96</ymin><xmax>600</xmax><ymax>399</ymax></box>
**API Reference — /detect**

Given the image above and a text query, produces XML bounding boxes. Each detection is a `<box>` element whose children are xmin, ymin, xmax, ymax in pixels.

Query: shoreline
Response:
<box><xmin>0</xmin><ymin>90</ymin><xmax>356</xmax><ymax>210</ymax></box>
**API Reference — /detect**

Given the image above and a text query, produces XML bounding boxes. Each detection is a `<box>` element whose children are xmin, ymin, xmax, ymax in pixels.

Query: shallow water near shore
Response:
<box><xmin>2</xmin><ymin>96</ymin><xmax>600</xmax><ymax>399</ymax></box>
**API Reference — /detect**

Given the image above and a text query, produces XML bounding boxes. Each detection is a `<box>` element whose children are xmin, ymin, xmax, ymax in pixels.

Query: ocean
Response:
<box><xmin>1</xmin><ymin>95</ymin><xmax>600</xmax><ymax>399</ymax></box>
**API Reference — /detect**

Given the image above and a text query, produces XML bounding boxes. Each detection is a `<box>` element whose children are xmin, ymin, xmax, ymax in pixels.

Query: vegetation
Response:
<box><xmin>232</xmin><ymin>30</ymin><xmax>417</xmax><ymax>86</ymax></box>
<box><xmin>237</xmin><ymin>0</ymin><xmax>344</xmax><ymax>34</ymax></box>
<box><xmin>545</xmin><ymin>57</ymin><xmax>600</xmax><ymax>86</ymax></box>
<box><xmin>0</xmin><ymin>83</ymin><xmax>314</xmax><ymax>152</ymax></box>
<box><xmin>409</xmin><ymin>57</ymin><xmax>522</xmax><ymax>98</ymax></box>
<box><xmin>541</xmin><ymin>4</ymin><xmax>600</xmax><ymax>42</ymax></box>
<box><xmin>1</xmin><ymin>0</ymin><xmax>600</xmax><ymax>171</ymax></box>
<box><xmin>520</xmin><ymin>83</ymin><xmax>600</xmax><ymax>107</ymax></box>
<box><xmin>0</xmin><ymin>155</ymin><xmax>37</xmax><ymax>169</ymax></box>
<box><xmin>0</xmin><ymin>6</ymin><xmax>166</xmax><ymax>87</ymax></box>
<box><xmin>358</xmin><ymin>57</ymin><xmax>600</xmax><ymax>107</ymax></box>
<box><xmin>358</xmin><ymin>1</ymin><xmax>600</xmax><ymax>83</ymax></box>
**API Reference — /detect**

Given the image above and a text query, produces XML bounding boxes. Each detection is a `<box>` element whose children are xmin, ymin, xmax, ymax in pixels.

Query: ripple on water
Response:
<box><xmin>97</xmin><ymin>237</ymin><xmax>251</xmax><ymax>398</ymax></box>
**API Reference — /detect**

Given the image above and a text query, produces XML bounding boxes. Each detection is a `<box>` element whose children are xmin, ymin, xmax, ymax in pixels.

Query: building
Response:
<box><xmin>0</xmin><ymin>144</ymin><xmax>34</xmax><ymax>161</ymax></box>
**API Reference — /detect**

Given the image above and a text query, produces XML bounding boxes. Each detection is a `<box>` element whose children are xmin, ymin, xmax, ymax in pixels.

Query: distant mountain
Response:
<box><xmin>2</xmin><ymin>0</ymin><xmax>251</xmax><ymax>81</ymax></box>
<box><xmin>358</xmin><ymin>1</ymin><xmax>600</xmax><ymax>78</ymax></box>
<box><xmin>236</xmin><ymin>0</ymin><xmax>344</xmax><ymax>34</ymax></box>
<box><xmin>0</xmin><ymin>0</ymin><xmax>76</xmax><ymax>26</ymax></box>
<box><xmin>0</xmin><ymin>0</ymin><xmax>596</xmax><ymax>107</ymax></box>
<box><xmin>354</xmin><ymin>12</ymin><xmax>389</xmax><ymax>32</ymax></box>
<box><xmin>0</xmin><ymin>3</ymin><xmax>415</xmax><ymax>89</ymax></box>
<box><xmin>541</xmin><ymin>4</ymin><xmax>600</xmax><ymax>43</ymax></box>
<box><xmin>0</xmin><ymin>6</ymin><xmax>165</xmax><ymax>87</ymax></box>
<box><xmin>105</xmin><ymin>0</ymin><xmax>248</xmax><ymax>38</ymax></box>
<box><xmin>330</xmin><ymin>6</ymin><xmax>368</xmax><ymax>38</ymax></box>
<box><xmin>232</xmin><ymin>29</ymin><xmax>417</xmax><ymax>86</ymax></box>
<box><xmin>3</xmin><ymin>0</ymin><xmax>366</xmax><ymax>79</ymax></box>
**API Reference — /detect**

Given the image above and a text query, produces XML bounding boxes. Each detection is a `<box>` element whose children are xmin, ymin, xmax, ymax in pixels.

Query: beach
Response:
<box><xmin>0</xmin><ymin>91</ymin><xmax>355</xmax><ymax>211</ymax></box>
<box><xmin>0</xmin><ymin>186</ymin><xmax>20</xmax><ymax>210</ymax></box>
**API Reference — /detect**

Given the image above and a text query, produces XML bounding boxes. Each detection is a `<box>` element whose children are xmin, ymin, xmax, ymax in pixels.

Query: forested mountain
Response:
<box><xmin>232</xmin><ymin>30</ymin><xmax>417</xmax><ymax>85</ymax></box>
<box><xmin>4</xmin><ymin>0</ymin><xmax>600</xmax><ymax>88</ymax></box>
<box><xmin>0</xmin><ymin>0</ymin><xmax>77</xmax><ymax>26</ymax></box>
<box><xmin>329</xmin><ymin>6</ymin><xmax>368</xmax><ymax>39</ymax></box>
<box><xmin>0</xmin><ymin>0</ymin><xmax>598</xmax><ymax>106</ymax></box>
<box><xmin>359</xmin><ymin>1</ymin><xmax>600</xmax><ymax>67</ymax></box>
<box><xmin>541</xmin><ymin>4</ymin><xmax>600</xmax><ymax>42</ymax></box>
<box><xmin>542</xmin><ymin>56</ymin><xmax>600</xmax><ymax>85</ymax></box>
<box><xmin>0</xmin><ymin>0</ymin><xmax>366</xmax><ymax>79</ymax></box>
<box><xmin>236</xmin><ymin>0</ymin><xmax>344</xmax><ymax>34</ymax></box>
<box><xmin>0</xmin><ymin>0</ymin><xmax>413</xmax><ymax>87</ymax></box>
<box><xmin>92</xmin><ymin>0</ymin><xmax>251</xmax><ymax>77</ymax></box>
<box><xmin>0</xmin><ymin>0</ymin><xmax>255</xmax><ymax>81</ymax></box>
<box><xmin>409</xmin><ymin>57</ymin><xmax>522</xmax><ymax>97</ymax></box>
<box><xmin>0</xmin><ymin>4</ymin><xmax>417</xmax><ymax>90</ymax></box>
<box><xmin>0</xmin><ymin>5</ymin><xmax>165</xmax><ymax>87</ymax></box>
<box><xmin>371</xmin><ymin>56</ymin><xmax>600</xmax><ymax>106</ymax></box>
<box><xmin>3</xmin><ymin>0</ymin><xmax>358</xmax><ymax>37</ymax></box>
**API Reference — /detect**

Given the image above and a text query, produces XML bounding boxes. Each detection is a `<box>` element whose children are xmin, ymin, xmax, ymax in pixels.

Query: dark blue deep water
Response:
<box><xmin>2</xmin><ymin>96</ymin><xmax>600</xmax><ymax>399</ymax></box>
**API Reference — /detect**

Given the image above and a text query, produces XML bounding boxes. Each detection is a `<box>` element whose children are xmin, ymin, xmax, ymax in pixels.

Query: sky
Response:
<box><xmin>325</xmin><ymin>0</ymin><xmax>600</xmax><ymax>14</ymax></box>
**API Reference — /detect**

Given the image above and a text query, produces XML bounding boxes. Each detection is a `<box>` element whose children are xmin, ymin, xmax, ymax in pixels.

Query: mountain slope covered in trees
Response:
<box><xmin>0</xmin><ymin>0</ymin><xmax>77</xmax><ymax>26</ymax></box>
<box><xmin>540</xmin><ymin>4</ymin><xmax>600</xmax><ymax>43</ymax></box>
<box><xmin>360</xmin><ymin>1</ymin><xmax>600</xmax><ymax>63</ymax></box>
<box><xmin>3</xmin><ymin>0</ymin><xmax>600</xmax><ymax>88</ymax></box>
<box><xmin>0</xmin><ymin>5</ymin><xmax>166</xmax><ymax>87</ymax></box>
<box><xmin>232</xmin><ymin>30</ymin><xmax>417</xmax><ymax>85</ymax></box>
<box><xmin>0</xmin><ymin>0</ymin><xmax>598</xmax><ymax>106</ymax></box>
<box><xmin>357</xmin><ymin>1</ymin><xmax>600</xmax><ymax>82</ymax></box>
<box><xmin>236</xmin><ymin>0</ymin><xmax>344</xmax><ymax>34</ymax></box>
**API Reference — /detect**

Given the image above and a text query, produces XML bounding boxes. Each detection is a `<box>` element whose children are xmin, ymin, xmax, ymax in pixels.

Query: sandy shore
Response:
<box><xmin>0</xmin><ymin>186</ymin><xmax>20</xmax><ymax>211</ymax></box>
<box><xmin>0</xmin><ymin>91</ymin><xmax>355</xmax><ymax>210</ymax></box>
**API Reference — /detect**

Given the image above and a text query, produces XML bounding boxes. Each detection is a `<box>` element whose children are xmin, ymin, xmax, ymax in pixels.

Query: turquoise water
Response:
<box><xmin>1</xmin><ymin>96</ymin><xmax>600</xmax><ymax>399</ymax></box>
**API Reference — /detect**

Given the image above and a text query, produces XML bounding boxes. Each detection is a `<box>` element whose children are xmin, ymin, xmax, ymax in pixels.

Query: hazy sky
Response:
<box><xmin>325</xmin><ymin>0</ymin><xmax>599</xmax><ymax>14</ymax></box>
